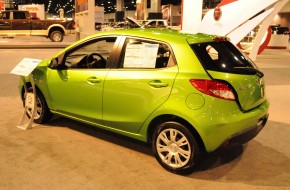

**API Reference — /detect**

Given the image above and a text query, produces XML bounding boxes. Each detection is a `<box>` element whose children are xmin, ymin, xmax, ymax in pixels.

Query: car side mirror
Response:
<box><xmin>49</xmin><ymin>58</ymin><xmax>59</xmax><ymax>69</ymax></box>
<box><xmin>49</xmin><ymin>53</ymin><xmax>65</xmax><ymax>70</ymax></box>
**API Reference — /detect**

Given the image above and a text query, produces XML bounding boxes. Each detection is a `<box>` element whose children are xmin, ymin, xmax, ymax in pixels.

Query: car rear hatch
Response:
<box><xmin>190</xmin><ymin>39</ymin><xmax>266</xmax><ymax>112</ymax></box>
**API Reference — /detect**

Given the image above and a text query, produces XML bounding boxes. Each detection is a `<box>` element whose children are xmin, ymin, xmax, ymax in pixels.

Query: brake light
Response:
<box><xmin>215</xmin><ymin>37</ymin><xmax>228</xmax><ymax>42</ymax></box>
<box><xmin>190</xmin><ymin>79</ymin><xmax>235</xmax><ymax>101</ymax></box>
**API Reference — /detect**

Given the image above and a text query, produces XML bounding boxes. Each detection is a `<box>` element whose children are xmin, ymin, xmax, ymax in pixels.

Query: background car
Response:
<box><xmin>20</xmin><ymin>28</ymin><xmax>269</xmax><ymax>174</ymax></box>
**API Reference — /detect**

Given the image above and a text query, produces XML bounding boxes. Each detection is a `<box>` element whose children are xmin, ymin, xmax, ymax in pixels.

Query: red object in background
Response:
<box><xmin>214</xmin><ymin>6</ymin><xmax>222</xmax><ymax>21</ymax></box>
<box><xmin>258</xmin><ymin>26</ymin><xmax>272</xmax><ymax>54</ymax></box>
<box><xmin>218</xmin><ymin>0</ymin><xmax>238</xmax><ymax>7</ymax></box>
<box><xmin>214</xmin><ymin>0</ymin><xmax>238</xmax><ymax>22</ymax></box>
<box><xmin>29</xmin><ymin>12</ymin><xmax>39</xmax><ymax>20</ymax></box>
<box><xmin>0</xmin><ymin>1</ymin><xmax>5</xmax><ymax>12</ymax></box>
<box><xmin>237</xmin><ymin>27</ymin><xmax>272</xmax><ymax>55</ymax></box>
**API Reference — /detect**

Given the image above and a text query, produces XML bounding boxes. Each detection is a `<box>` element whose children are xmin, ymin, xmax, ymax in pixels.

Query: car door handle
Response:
<box><xmin>87</xmin><ymin>77</ymin><xmax>101</xmax><ymax>84</ymax></box>
<box><xmin>148</xmin><ymin>80</ymin><xmax>168</xmax><ymax>88</ymax></box>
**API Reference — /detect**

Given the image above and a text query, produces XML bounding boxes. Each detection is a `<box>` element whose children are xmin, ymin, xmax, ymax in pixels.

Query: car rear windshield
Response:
<box><xmin>191</xmin><ymin>41</ymin><xmax>258</xmax><ymax>75</ymax></box>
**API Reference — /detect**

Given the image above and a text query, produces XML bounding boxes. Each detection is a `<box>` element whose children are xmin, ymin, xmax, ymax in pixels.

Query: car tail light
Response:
<box><xmin>190</xmin><ymin>79</ymin><xmax>235</xmax><ymax>101</ymax></box>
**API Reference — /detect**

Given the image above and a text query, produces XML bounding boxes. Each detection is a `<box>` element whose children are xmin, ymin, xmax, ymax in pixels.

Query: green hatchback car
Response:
<box><xmin>19</xmin><ymin>28</ymin><xmax>269</xmax><ymax>174</ymax></box>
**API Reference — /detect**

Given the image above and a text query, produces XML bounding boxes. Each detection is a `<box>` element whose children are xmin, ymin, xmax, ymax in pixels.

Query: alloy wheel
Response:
<box><xmin>156</xmin><ymin>128</ymin><xmax>191</xmax><ymax>168</ymax></box>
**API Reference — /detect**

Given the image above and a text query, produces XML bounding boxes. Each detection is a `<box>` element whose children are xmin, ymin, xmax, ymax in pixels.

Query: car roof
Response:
<box><xmin>88</xmin><ymin>28</ymin><xmax>217</xmax><ymax>45</ymax></box>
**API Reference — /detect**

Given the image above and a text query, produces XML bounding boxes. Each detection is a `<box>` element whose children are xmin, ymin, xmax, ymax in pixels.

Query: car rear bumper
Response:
<box><xmin>191</xmin><ymin>99</ymin><xmax>269</xmax><ymax>152</ymax></box>
<box><xmin>219</xmin><ymin>113</ymin><xmax>269</xmax><ymax>148</ymax></box>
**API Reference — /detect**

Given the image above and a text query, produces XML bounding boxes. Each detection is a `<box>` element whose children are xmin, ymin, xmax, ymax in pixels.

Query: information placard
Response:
<box><xmin>10</xmin><ymin>58</ymin><xmax>42</xmax><ymax>76</ymax></box>
<box><xmin>123</xmin><ymin>43</ymin><xmax>159</xmax><ymax>68</ymax></box>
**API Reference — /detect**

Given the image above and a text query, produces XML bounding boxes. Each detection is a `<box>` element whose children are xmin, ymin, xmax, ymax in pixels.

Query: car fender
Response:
<box><xmin>47</xmin><ymin>24</ymin><xmax>66</xmax><ymax>35</ymax></box>
<box><xmin>137</xmin><ymin>91</ymin><xmax>209</xmax><ymax>143</ymax></box>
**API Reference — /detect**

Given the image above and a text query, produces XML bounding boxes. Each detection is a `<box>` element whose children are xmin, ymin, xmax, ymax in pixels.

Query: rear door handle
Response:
<box><xmin>87</xmin><ymin>77</ymin><xmax>101</xmax><ymax>84</ymax></box>
<box><xmin>148</xmin><ymin>80</ymin><xmax>168</xmax><ymax>88</ymax></box>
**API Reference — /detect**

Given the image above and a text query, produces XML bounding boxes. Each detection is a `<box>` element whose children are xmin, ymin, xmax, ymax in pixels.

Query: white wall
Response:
<box><xmin>104</xmin><ymin>10</ymin><xmax>136</xmax><ymax>23</ymax></box>
<box><xmin>272</xmin><ymin>13</ymin><xmax>290</xmax><ymax>28</ymax></box>
<box><xmin>103</xmin><ymin>5</ymin><xmax>181</xmax><ymax>23</ymax></box>
<box><xmin>280</xmin><ymin>1</ymin><xmax>290</xmax><ymax>12</ymax></box>
<box><xmin>18</xmin><ymin>4</ymin><xmax>45</xmax><ymax>20</ymax></box>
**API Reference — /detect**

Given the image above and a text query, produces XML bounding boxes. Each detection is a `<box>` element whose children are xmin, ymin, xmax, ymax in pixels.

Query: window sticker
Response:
<box><xmin>123</xmin><ymin>43</ymin><xmax>159</xmax><ymax>68</ymax></box>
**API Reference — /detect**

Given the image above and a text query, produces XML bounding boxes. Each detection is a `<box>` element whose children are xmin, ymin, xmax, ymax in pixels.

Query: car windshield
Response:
<box><xmin>191</xmin><ymin>41</ymin><xmax>259</xmax><ymax>75</ymax></box>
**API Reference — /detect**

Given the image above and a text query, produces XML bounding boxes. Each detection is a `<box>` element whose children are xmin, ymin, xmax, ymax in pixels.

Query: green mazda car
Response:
<box><xmin>19</xmin><ymin>28</ymin><xmax>269</xmax><ymax>174</ymax></box>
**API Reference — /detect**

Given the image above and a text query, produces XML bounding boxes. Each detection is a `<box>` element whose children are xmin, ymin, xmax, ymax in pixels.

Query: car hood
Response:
<box><xmin>126</xmin><ymin>16</ymin><xmax>142</xmax><ymax>28</ymax></box>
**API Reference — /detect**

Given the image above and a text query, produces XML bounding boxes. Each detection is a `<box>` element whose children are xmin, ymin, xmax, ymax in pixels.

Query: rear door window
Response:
<box><xmin>119</xmin><ymin>38</ymin><xmax>176</xmax><ymax>69</ymax></box>
<box><xmin>13</xmin><ymin>12</ymin><xmax>26</xmax><ymax>19</ymax></box>
<box><xmin>191</xmin><ymin>41</ymin><xmax>258</xmax><ymax>75</ymax></box>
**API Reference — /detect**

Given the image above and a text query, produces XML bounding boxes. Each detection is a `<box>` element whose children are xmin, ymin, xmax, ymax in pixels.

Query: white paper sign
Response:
<box><xmin>124</xmin><ymin>43</ymin><xmax>159</xmax><ymax>68</ymax></box>
<box><xmin>10</xmin><ymin>58</ymin><xmax>42</xmax><ymax>76</ymax></box>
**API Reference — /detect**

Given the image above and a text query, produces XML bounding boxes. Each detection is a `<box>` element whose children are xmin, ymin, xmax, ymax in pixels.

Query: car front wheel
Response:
<box><xmin>152</xmin><ymin>121</ymin><xmax>200</xmax><ymax>174</ymax></box>
<box><xmin>24</xmin><ymin>87</ymin><xmax>52</xmax><ymax>124</ymax></box>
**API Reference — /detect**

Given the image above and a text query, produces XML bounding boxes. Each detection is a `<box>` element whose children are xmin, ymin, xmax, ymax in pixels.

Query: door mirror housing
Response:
<box><xmin>49</xmin><ymin>58</ymin><xmax>59</xmax><ymax>69</ymax></box>
<box><xmin>49</xmin><ymin>53</ymin><xmax>65</xmax><ymax>70</ymax></box>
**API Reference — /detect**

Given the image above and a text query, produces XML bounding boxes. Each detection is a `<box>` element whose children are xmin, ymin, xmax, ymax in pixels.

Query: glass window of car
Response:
<box><xmin>157</xmin><ymin>21</ymin><xmax>165</xmax><ymax>27</ymax></box>
<box><xmin>147</xmin><ymin>21</ymin><xmax>157</xmax><ymax>27</ymax></box>
<box><xmin>120</xmin><ymin>38</ymin><xmax>175</xmax><ymax>69</ymax></box>
<box><xmin>191</xmin><ymin>41</ymin><xmax>258</xmax><ymax>74</ymax></box>
<box><xmin>0</xmin><ymin>12</ymin><xmax>10</xmax><ymax>19</ymax></box>
<box><xmin>64</xmin><ymin>37</ymin><xmax>117</xmax><ymax>69</ymax></box>
<box><xmin>13</xmin><ymin>12</ymin><xmax>26</xmax><ymax>19</ymax></box>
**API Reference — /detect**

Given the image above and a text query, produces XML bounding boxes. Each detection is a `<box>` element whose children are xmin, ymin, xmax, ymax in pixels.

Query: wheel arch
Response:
<box><xmin>48</xmin><ymin>25</ymin><xmax>65</xmax><ymax>37</ymax></box>
<box><xmin>21</xmin><ymin>82</ymin><xmax>53</xmax><ymax>123</ymax></box>
<box><xmin>147</xmin><ymin>114</ymin><xmax>206</xmax><ymax>153</ymax></box>
<box><xmin>21</xmin><ymin>82</ymin><xmax>44</xmax><ymax>101</ymax></box>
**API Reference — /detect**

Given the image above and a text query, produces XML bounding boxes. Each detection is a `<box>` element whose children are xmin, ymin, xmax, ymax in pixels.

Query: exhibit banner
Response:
<box><xmin>95</xmin><ymin>6</ymin><xmax>104</xmax><ymax>23</ymax></box>
<box><xmin>0</xmin><ymin>1</ymin><xmax>4</xmax><ymax>11</ymax></box>
<box><xmin>18</xmin><ymin>4</ymin><xmax>45</xmax><ymax>20</ymax></box>
<box><xmin>76</xmin><ymin>0</ymin><xmax>88</xmax><ymax>13</ymax></box>
<box><xmin>162</xmin><ymin>5</ymin><xmax>172</xmax><ymax>22</ymax></box>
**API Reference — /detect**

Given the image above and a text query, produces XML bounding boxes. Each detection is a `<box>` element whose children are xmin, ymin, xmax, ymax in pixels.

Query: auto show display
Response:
<box><xmin>18</xmin><ymin>28</ymin><xmax>269</xmax><ymax>174</ymax></box>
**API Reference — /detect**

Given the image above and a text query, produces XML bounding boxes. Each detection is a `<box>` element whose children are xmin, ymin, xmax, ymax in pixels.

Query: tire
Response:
<box><xmin>24</xmin><ymin>87</ymin><xmax>52</xmax><ymax>124</ymax></box>
<box><xmin>152</xmin><ymin>121</ymin><xmax>200</xmax><ymax>174</ymax></box>
<box><xmin>50</xmin><ymin>30</ymin><xmax>63</xmax><ymax>42</ymax></box>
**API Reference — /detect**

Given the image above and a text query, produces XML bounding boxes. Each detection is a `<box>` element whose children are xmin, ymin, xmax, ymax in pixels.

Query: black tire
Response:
<box><xmin>24</xmin><ymin>87</ymin><xmax>52</xmax><ymax>124</ymax></box>
<box><xmin>152</xmin><ymin>121</ymin><xmax>200</xmax><ymax>174</ymax></box>
<box><xmin>50</xmin><ymin>30</ymin><xmax>63</xmax><ymax>42</ymax></box>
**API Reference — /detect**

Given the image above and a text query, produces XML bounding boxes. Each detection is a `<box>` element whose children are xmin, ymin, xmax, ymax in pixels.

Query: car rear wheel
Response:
<box><xmin>24</xmin><ymin>87</ymin><xmax>52</xmax><ymax>124</ymax></box>
<box><xmin>50</xmin><ymin>30</ymin><xmax>63</xmax><ymax>42</ymax></box>
<box><xmin>152</xmin><ymin>121</ymin><xmax>200</xmax><ymax>174</ymax></box>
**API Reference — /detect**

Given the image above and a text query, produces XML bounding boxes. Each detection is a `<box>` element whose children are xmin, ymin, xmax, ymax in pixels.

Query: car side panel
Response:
<box><xmin>102</xmin><ymin>67</ymin><xmax>178</xmax><ymax>133</ymax></box>
<box><xmin>46</xmin><ymin>69</ymin><xmax>109</xmax><ymax>123</ymax></box>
